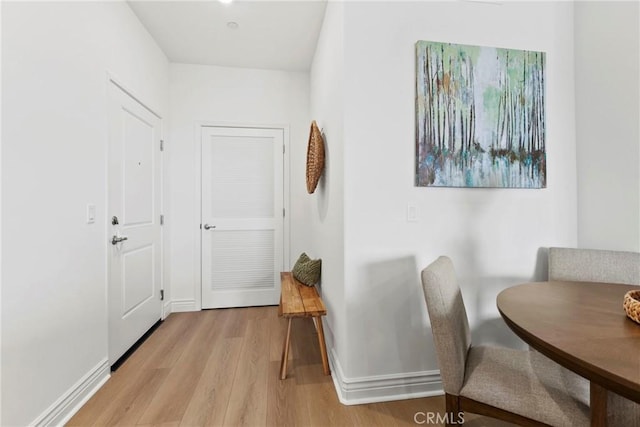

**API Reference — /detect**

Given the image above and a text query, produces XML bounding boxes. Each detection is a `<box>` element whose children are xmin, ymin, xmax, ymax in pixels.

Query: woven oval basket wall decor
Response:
<box><xmin>306</xmin><ymin>120</ymin><xmax>325</xmax><ymax>194</ymax></box>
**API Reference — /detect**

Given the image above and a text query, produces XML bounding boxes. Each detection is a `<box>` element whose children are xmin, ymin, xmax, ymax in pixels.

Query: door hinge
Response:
<box><xmin>160</xmin><ymin>139</ymin><xmax>164</xmax><ymax>151</ymax></box>
<box><xmin>283</xmin><ymin>208</ymin><xmax>285</xmax><ymax>217</ymax></box>
<box><xmin>283</xmin><ymin>144</ymin><xmax>285</xmax><ymax>154</ymax></box>
<box><xmin>160</xmin><ymin>214</ymin><xmax>164</xmax><ymax>225</ymax></box>
<box><xmin>160</xmin><ymin>289</ymin><xmax>164</xmax><ymax>301</ymax></box>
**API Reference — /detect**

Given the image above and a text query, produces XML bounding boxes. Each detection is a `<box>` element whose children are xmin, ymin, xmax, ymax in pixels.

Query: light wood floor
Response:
<box><xmin>68</xmin><ymin>306</ymin><xmax>512</xmax><ymax>426</ymax></box>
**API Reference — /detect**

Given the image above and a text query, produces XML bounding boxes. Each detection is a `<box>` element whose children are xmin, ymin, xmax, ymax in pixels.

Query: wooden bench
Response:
<box><xmin>278</xmin><ymin>272</ymin><xmax>330</xmax><ymax>380</ymax></box>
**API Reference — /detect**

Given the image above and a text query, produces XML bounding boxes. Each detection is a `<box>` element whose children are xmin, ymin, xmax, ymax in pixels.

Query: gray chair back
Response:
<box><xmin>548</xmin><ymin>247</ymin><xmax>640</xmax><ymax>285</ymax></box>
<box><xmin>421</xmin><ymin>256</ymin><xmax>471</xmax><ymax>395</ymax></box>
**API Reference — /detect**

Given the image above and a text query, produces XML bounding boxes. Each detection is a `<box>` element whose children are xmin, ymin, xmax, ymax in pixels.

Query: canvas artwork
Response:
<box><xmin>415</xmin><ymin>41</ymin><xmax>546</xmax><ymax>188</ymax></box>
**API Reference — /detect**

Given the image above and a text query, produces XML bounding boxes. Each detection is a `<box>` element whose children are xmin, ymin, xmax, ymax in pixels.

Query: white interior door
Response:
<box><xmin>201</xmin><ymin>126</ymin><xmax>284</xmax><ymax>309</ymax></box>
<box><xmin>108</xmin><ymin>82</ymin><xmax>162</xmax><ymax>365</ymax></box>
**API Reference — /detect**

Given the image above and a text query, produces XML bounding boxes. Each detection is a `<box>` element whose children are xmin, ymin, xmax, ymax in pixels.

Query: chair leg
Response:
<box><xmin>280</xmin><ymin>318</ymin><xmax>292</xmax><ymax>380</ymax></box>
<box><xmin>445</xmin><ymin>393</ymin><xmax>462</xmax><ymax>427</ymax></box>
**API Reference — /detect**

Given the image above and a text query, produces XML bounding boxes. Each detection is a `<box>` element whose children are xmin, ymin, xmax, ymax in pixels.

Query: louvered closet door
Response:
<box><xmin>201</xmin><ymin>126</ymin><xmax>284</xmax><ymax>309</ymax></box>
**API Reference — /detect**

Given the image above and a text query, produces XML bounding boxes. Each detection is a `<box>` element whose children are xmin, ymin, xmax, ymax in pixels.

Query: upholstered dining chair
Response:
<box><xmin>548</xmin><ymin>247</ymin><xmax>640</xmax><ymax>427</ymax></box>
<box><xmin>421</xmin><ymin>256</ymin><xmax>590</xmax><ymax>427</ymax></box>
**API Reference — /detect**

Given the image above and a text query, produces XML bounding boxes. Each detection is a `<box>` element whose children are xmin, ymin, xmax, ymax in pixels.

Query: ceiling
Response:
<box><xmin>128</xmin><ymin>0</ymin><xmax>327</xmax><ymax>72</ymax></box>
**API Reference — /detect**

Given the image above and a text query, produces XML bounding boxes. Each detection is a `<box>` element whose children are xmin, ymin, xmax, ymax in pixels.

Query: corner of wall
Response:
<box><xmin>574</xmin><ymin>1</ymin><xmax>640</xmax><ymax>251</ymax></box>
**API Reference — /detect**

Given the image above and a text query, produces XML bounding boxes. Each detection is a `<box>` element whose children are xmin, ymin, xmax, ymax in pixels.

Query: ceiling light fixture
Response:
<box><xmin>219</xmin><ymin>0</ymin><xmax>234</xmax><ymax>4</ymax></box>
<box><xmin>227</xmin><ymin>21</ymin><xmax>239</xmax><ymax>30</ymax></box>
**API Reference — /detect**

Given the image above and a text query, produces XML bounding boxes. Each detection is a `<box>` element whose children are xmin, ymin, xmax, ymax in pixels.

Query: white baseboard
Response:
<box><xmin>32</xmin><ymin>358</ymin><xmax>110</xmax><ymax>427</ymax></box>
<box><xmin>171</xmin><ymin>299</ymin><xmax>198</xmax><ymax>312</ymax></box>
<box><xmin>163</xmin><ymin>301</ymin><xmax>172</xmax><ymax>319</ymax></box>
<box><xmin>329</xmin><ymin>349</ymin><xmax>443</xmax><ymax>405</ymax></box>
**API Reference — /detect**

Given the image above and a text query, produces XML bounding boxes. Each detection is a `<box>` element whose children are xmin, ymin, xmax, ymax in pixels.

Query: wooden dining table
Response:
<box><xmin>497</xmin><ymin>281</ymin><xmax>640</xmax><ymax>427</ymax></box>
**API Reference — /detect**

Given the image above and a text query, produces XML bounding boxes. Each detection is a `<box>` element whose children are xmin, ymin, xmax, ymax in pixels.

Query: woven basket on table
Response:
<box><xmin>623</xmin><ymin>290</ymin><xmax>640</xmax><ymax>325</ymax></box>
<box><xmin>306</xmin><ymin>120</ymin><xmax>325</xmax><ymax>194</ymax></box>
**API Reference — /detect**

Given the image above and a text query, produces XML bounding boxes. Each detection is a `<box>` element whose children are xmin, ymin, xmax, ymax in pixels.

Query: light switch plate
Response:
<box><xmin>86</xmin><ymin>204</ymin><xmax>96</xmax><ymax>224</ymax></box>
<box><xmin>407</xmin><ymin>203</ymin><xmax>418</xmax><ymax>222</ymax></box>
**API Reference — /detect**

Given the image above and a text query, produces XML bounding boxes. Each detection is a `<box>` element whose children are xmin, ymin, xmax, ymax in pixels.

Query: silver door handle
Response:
<box><xmin>111</xmin><ymin>235</ymin><xmax>128</xmax><ymax>245</ymax></box>
<box><xmin>203</xmin><ymin>224</ymin><xmax>216</xmax><ymax>230</ymax></box>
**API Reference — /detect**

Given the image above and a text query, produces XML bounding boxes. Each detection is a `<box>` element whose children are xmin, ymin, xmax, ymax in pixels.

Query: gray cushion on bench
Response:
<box><xmin>548</xmin><ymin>247</ymin><xmax>640</xmax><ymax>285</ymax></box>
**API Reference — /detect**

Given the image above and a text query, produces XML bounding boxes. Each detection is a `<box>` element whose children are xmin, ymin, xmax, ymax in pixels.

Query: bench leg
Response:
<box><xmin>315</xmin><ymin>316</ymin><xmax>330</xmax><ymax>376</ymax></box>
<box><xmin>280</xmin><ymin>317</ymin><xmax>292</xmax><ymax>380</ymax></box>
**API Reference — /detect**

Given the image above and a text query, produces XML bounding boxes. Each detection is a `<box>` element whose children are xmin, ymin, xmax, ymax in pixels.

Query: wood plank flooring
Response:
<box><xmin>68</xmin><ymin>307</ymin><xmax>512</xmax><ymax>426</ymax></box>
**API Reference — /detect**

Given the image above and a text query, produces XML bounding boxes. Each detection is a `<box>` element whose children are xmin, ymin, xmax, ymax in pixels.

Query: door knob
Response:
<box><xmin>203</xmin><ymin>224</ymin><xmax>216</xmax><ymax>230</ymax></box>
<box><xmin>111</xmin><ymin>235</ymin><xmax>128</xmax><ymax>245</ymax></box>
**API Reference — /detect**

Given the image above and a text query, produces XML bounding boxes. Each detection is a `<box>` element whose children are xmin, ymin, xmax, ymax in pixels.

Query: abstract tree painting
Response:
<box><xmin>416</xmin><ymin>41</ymin><xmax>546</xmax><ymax>188</ymax></box>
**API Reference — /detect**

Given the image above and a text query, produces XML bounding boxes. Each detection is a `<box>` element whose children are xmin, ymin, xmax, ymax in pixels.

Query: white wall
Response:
<box><xmin>0</xmin><ymin>1</ymin><xmax>4</xmax><ymax>423</ymax></box>
<box><xmin>575</xmin><ymin>1</ymin><xmax>640</xmax><ymax>252</ymax></box>
<box><xmin>339</xmin><ymin>1</ymin><xmax>577</xmax><ymax>383</ymax></box>
<box><xmin>5</xmin><ymin>0</ymin><xmax>624</xmax><ymax>418</ymax></box>
<box><xmin>1</xmin><ymin>2</ymin><xmax>168</xmax><ymax>425</ymax></box>
<box><xmin>309</xmin><ymin>0</ymin><xmax>346</xmax><ymax>371</ymax></box>
<box><xmin>168</xmin><ymin>63</ymin><xmax>310</xmax><ymax>310</ymax></box>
